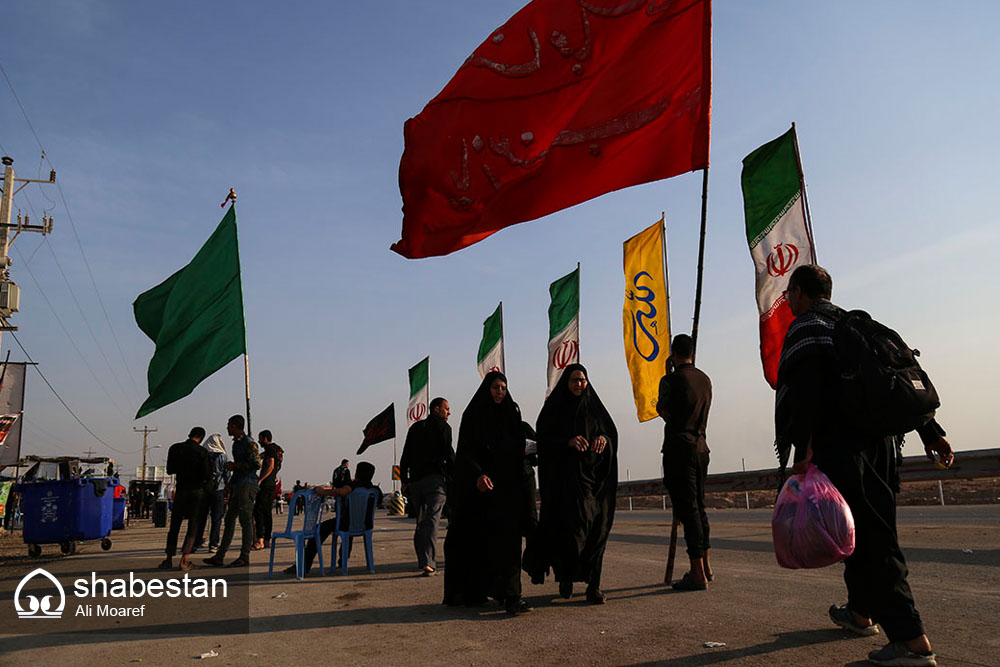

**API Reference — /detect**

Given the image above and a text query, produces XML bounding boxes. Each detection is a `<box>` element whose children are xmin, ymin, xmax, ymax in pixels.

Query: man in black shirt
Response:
<box><xmin>657</xmin><ymin>334</ymin><xmax>713</xmax><ymax>592</ymax></box>
<box><xmin>159</xmin><ymin>426</ymin><xmax>212</xmax><ymax>570</ymax></box>
<box><xmin>331</xmin><ymin>460</ymin><xmax>351</xmax><ymax>488</ymax></box>
<box><xmin>777</xmin><ymin>265</ymin><xmax>953</xmax><ymax>667</ymax></box>
<box><xmin>399</xmin><ymin>397</ymin><xmax>454</xmax><ymax>575</ymax></box>
<box><xmin>252</xmin><ymin>429</ymin><xmax>283</xmax><ymax>550</ymax></box>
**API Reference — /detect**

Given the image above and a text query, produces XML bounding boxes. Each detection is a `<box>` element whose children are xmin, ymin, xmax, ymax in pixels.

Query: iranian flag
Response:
<box><xmin>547</xmin><ymin>266</ymin><xmax>580</xmax><ymax>394</ymax></box>
<box><xmin>741</xmin><ymin>126</ymin><xmax>817</xmax><ymax>388</ymax></box>
<box><xmin>407</xmin><ymin>356</ymin><xmax>429</xmax><ymax>426</ymax></box>
<box><xmin>477</xmin><ymin>302</ymin><xmax>505</xmax><ymax>378</ymax></box>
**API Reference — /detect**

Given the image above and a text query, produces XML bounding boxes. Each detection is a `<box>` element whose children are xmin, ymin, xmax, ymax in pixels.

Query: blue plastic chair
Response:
<box><xmin>269</xmin><ymin>489</ymin><xmax>324</xmax><ymax>579</ymax></box>
<box><xmin>333</xmin><ymin>487</ymin><xmax>377</xmax><ymax>574</ymax></box>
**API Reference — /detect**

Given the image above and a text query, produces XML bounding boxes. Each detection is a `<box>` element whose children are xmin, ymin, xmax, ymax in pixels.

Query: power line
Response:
<box><xmin>11</xmin><ymin>243</ymin><xmax>128</xmax><ymax>417</ymax></box>
<box><xmin>42</xmin><ymin>237</ymin><xmax>131</xmax><ymax>402</ymax></box>
<box><xmin>1</xmin><ymin>59</ymin><xmax>141</xmax><ymax>394</ymax></box>
<box><xmin>8</xmin><ymin>330</ymin><xmax>129</xmax><ymax>454</ymax></box>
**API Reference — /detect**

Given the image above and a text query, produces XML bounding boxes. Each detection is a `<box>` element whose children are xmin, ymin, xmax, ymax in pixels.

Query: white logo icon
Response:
<box><xmin>14</xmin><ymin>568</ymin><xmax>66</xmax><ymax>619</ymax></box>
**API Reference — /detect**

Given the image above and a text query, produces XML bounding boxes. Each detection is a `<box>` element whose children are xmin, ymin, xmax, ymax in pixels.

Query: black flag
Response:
<box><xmin>357</xmin><ymin>403</ymin><xmax>395</xmax><ymax>455</ymax></box>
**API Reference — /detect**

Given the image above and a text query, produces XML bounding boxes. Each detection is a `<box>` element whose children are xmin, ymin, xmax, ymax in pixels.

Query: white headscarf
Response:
<box><xmin>202</xmin><ymin>433</ymin><xmax>227</xmax><ymax>455</ymax></box>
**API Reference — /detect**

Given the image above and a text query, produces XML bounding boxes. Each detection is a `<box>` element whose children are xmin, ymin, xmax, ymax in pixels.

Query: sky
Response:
<box><xmin>1</xmin><ymin>1</ymin><xmax>997</xmax><ymax>491</ymax></box>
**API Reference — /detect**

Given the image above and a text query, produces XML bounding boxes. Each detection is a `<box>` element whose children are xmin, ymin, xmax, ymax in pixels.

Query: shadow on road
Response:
<box><xmin>625</xmin><ymin>627</ymin><xmax>852</xmax><ymax>666</ymax></box>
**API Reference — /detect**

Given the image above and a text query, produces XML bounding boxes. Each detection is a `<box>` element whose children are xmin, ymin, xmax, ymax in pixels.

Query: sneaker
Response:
<box><xmin>559</xmin><ymin>581</ymin><xmax>573</xmax><ymax>599</ymax></box>
<box><xmin>867</xmin><ymin>641</ymin><xmax>937</xmax><ymax>666</ymax></box>
<box><xmin>829</xmin><ymin>604</ymin><xmax>880</xmax><ymax>636</ymax></box>
<box><xmin>227</xmin><ymin>557</ymin><xmax>250</xmax><ymax>568</ymax></box>
<box><xmin>203</xmin><ymin>556</ymin><xmax>225</xmax><ymax>567</ymax></box>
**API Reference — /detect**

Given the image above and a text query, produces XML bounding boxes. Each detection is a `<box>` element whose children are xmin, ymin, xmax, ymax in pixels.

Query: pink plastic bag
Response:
<box><xmin>771</xmin><ymin>463</ymin><xmax>855</xmax><ymax>569</ymax></box>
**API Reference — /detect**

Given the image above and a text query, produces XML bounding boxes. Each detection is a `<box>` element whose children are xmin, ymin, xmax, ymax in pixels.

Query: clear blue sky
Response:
<box><xmin>2</xmin><ymin>1</ymin><xmax>997</xmax><ymax>490</ymax></box>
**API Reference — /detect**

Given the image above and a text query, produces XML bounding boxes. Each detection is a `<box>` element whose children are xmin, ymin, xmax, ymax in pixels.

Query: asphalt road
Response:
<box><xmin>1</xmin><ymin>506</ymin><xmax>997</xmax><ymax>666</ymax></box>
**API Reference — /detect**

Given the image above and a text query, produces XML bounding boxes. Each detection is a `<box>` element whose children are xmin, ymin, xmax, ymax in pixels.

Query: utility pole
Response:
<box><xmin>83</xmin><ymin>448</ymin><xmax>96</xmax><ymax>459</ymax></box>
<box><xmin>0</xmin><ymin>155</ymin><xmax>56</xmax><ymax>354</ymax></box>
<box><xmin>133</xmin><ymin>426</ymin><xmax>157</xmax><ymax>480</ymax></box>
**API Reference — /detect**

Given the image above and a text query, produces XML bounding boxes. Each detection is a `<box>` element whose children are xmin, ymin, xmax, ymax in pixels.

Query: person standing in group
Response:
<box><xmin>776</xmin><ymin>264</ymin><xmax>953</xmax><ymax>667</ymax></box>
<box><xmin>274</xmin><ymin>478</ymin><xmax>283</xmax><ymax>514</ymax></box>
<box><xmin>527</xmin><ymin>364</ymin><xmax>617</xmax><ymax>605</ymax></box>
<box><xmin>204</xmin><ymin>415</ymin><xmax>260</xmax><ymax>568</ymax></box>
<box><xmin>332</xmin><ymin>460</ymin><xmax>351</xmax><ymax>488</ymax></box>
<box><xmin>252</xmin><ymin>430</ymin><xmax>284</xmax><ymax>551</ymax></box>
<box><xmin>443</xmin><ymin>372</ymin><xmax>535</xmax><ymax>615</ymax></box>
<box><xmin>657</xmin><ymin>333</ymin><xmax>713</xmax><ymax>591</ymax></box>
<box><xmin>193</xmin><ymin>433</ymin><xmax>231</xmax><ymax>552</ymax></box>
<box><xmin>159</xmin><ymin>427</ymin><xmax>212</xmax><ymax>571</ymax></box>
<box><xmin>400</xmin><ymin>397</ymin><xmax>454</xmax><ymax>576</ymax></box>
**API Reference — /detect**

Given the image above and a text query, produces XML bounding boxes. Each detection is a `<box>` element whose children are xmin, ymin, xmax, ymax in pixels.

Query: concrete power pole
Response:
<box><xmin>0</xmin><ymin>155</ymin><xmax>56</xmax><ymax>352</ymax></box>
<box><xmin>134</xmin><ymin>426</ymin><xmax>158</xmax><ymax>480</ymax></box>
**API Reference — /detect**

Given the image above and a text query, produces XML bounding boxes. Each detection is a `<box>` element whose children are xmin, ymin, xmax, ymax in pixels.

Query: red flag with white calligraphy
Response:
<box><xmin>392</xmin><ymin>0</ymin><xmax>712</xmax><ymax>259</ymax></box>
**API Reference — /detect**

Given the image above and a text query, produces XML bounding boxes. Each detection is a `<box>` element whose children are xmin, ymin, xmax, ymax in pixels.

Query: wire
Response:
<box><xmin>8</xmin><ymin>331</ymin><xmax>130</xmax><ymax>454</ymax></box>
<box><xmin>11</xmin><ymin>243</ymin><xmax>128</xmax><ymax>417</ymax></box>
<box><xmin>42</xmin><ymin>237</ymin><xmax>131</xmax><ymax>402</ymax></box>
<box><xmin>0</xmin><ymin>59</ymin><xmax>141</xmax><ymax>394</ymax></box>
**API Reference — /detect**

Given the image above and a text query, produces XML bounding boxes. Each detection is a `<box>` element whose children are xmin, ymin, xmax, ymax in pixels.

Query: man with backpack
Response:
<box><xmin>775</xmin><ymin>264</ymin><xmax>953</xmax><ymax>667</ymax></box>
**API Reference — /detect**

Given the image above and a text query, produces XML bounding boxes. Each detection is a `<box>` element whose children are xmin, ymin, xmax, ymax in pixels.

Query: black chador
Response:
<box><xmin>443</xmin><ymin>371</ymin><xmax>535</xmax><ymax>614</ymax></box>
<box><xmin>526</xmin><ymin>364</ymin><xmax>617</xmax><ymax>603</ymax></box>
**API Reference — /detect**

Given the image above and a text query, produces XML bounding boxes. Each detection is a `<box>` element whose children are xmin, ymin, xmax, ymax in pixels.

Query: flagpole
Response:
<box><xmin>576</xmin><ymin>262</ymin><xmax>581</xmax><ymax>359</ymax></box>
<box><xmin>660</xmin><ymin>213</ymin><xmax>672</xmax><ymax>346</ymax></box>
<box><xmin>790</xmin><ymin>122</ymin><xmax>818</xmax><ymax>263</ymax></box>
<box><xmin>498</xmin><ymin>301</ymin><xmax>506</xmax><ymax>373</ymax></box>
<box><xmin>244</xmin><ymin>353</ymin><xmax>252</xmax><ymax>436</ymax></box>
<box><xmin>690</xmin><ymin>167</ymin><xmax>709</xmax><ymax>360</ymax></box>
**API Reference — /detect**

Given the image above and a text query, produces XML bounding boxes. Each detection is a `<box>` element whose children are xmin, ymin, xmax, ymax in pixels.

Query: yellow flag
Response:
<box><xmin>622</xmin><ymin>217</ymin><xmax>670</xmax><ymax>422</ymax></box>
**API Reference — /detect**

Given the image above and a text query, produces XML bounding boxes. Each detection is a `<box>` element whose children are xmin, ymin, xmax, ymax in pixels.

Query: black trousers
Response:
<box><xmin>165</xmin><ymin>490</ymin><xmax>204</xmax><ymax>557</ymax></box>
<box><xmin>662</xmin><ymin>445</ymin><xmax>710</xmax><ymax>559</ymax></box>
<box><xmin>253</xmin><ymin>483</ymin><xmax>276</xmax><ymax>541</ymax></box>
<box><xmin>813</xmin><ymin>437</ymin><xmax>923</xmax><ymax>643</ymax></box>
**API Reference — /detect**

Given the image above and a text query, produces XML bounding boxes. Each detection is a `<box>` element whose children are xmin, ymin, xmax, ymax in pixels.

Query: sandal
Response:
<box><xmin>227</xmin><ymin>557</ymin><xmax>250</xmax><ymax>567</ymax></box>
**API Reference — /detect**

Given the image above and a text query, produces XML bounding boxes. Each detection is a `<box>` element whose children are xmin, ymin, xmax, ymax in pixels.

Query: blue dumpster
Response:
<box><xmin>19</xmin><ymin>478</ymin><xmax>116</xmax><ymax>557</ymax></box>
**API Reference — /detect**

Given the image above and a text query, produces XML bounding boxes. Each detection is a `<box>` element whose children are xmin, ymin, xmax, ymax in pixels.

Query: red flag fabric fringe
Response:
<box><xmin>393</xmin><ymin>0</ymin><xmax>712</xmax><ymax>259</ymax></box>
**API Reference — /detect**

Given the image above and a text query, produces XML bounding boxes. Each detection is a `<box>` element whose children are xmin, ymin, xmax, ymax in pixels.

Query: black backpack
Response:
<box><xmin>833</xmin><ymin>309</ymin><xmax>939</xmax><ymax>436</ymax></box>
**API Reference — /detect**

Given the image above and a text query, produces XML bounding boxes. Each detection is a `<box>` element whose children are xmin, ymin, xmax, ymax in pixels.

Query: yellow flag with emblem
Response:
<box><xmin>622</xmin><ymin>217</ymin><xmax>671</xmax><ymax>422</ymax></box>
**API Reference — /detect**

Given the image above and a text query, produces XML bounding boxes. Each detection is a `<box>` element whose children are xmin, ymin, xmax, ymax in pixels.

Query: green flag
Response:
<box><xmin>547</xmin><ymin>266</ymin><xmax>580</xmax><ymax>393</ymax></box>
<box><xmin>133</xmin><ymin>207</ymin><xmax>246</xmax><ymax>418</ymax></box>
<box><xmin>477</xmin><ymin>302</ymin><xmax>504</xmax><ymax>378</ymax></box>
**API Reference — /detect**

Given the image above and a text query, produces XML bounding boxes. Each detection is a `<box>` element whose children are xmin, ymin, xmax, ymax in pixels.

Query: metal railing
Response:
<box><xmin>617</xmin><ymin>448</ymin><xmax>1000</xmax><ymax>497</ymax></box>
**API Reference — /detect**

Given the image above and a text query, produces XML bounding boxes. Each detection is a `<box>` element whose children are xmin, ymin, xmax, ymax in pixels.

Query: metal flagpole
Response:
<box><xmin>660</xmin><ymin>213</ymin><xmax>672</xmax><ymax>347</ymax></box>
<box><xmin>244</xmin><ymin>353</ymin><xmax>252</xmax><ymax>436</ymax></box>
<box><xmin>790</xmin><ymin>123</ymin><xmax>818</xmax><ymax>264</ymax></box>
<box><xmin>576</xmin><ymin>262</ymin><xmax>581</xmax><ymax>360</ymax></box>
<box><xmin>499</xmin><ymin>301</ymin><xmax>506</xmax><ymax>373</ymax></box>
<box><xmin>690</xmin><ymin>167</ymin><xmax>709</xmax><ymax>360</ymax></box>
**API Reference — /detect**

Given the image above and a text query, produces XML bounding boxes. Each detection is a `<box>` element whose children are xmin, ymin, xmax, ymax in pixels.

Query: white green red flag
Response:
<box><xmin>547</xmin><ymin>267</ymin><xmax>580</xmax><ymax>394</ymax></box>
<box><xmin>477</xmin><ymin>302</ymin><xmax>505</xmax><ymax>378</ymax></box>
<box><xmin>407</xmin><ymin>356</ymin><xmax>429</xmax><ymax>426</ymax></box>
<box><xmin>742</xmin><ymin>126</ymin><xmax>817</xmax><ymax>388</ymax></box>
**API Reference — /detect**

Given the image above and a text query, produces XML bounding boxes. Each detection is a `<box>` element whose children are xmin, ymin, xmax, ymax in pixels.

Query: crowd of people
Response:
<box><xmin>147</xmin><ymin>264</ymin><xmax>953</xmax><ymax>667</ymax></box>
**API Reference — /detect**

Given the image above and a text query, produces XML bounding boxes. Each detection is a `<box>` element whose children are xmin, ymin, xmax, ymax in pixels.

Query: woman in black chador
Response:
<box><xmin>443</xmin><ymin>371</ymin><xmax>536</xmax><ymax>615</ymax></box>
<box><xmin>526</xmin><ymin>363</ymin><xmax>618</xmax><ymax>604</ymax></box>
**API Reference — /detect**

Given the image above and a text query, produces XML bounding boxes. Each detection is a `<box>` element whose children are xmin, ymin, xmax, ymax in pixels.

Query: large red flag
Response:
<box><xmin>393</xmin><ymin>0</ymin><xmax>712</xmax><ymax>259</ymax></box>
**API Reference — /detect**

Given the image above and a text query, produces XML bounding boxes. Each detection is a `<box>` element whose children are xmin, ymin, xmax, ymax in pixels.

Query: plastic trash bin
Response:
<box><xmin>153</xmin><ymin>498</ymin><xmax>168</xmax><ymax>527</ymax></box>
<box><xmin>19</xmin><ymin>478</ymin><xmax>115</xmax><ymax>557</ymax></box>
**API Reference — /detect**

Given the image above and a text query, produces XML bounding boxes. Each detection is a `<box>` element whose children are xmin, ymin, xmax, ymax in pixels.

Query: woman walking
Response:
<box><xmin>527</xmin><ymin>364</ymin><xmax>617</xmax><ymax>604</ymax></box>
<box><xmin>443</xmin><ymin>371</ymin><xmax>535</xmax><ymax>615</ymax></box>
